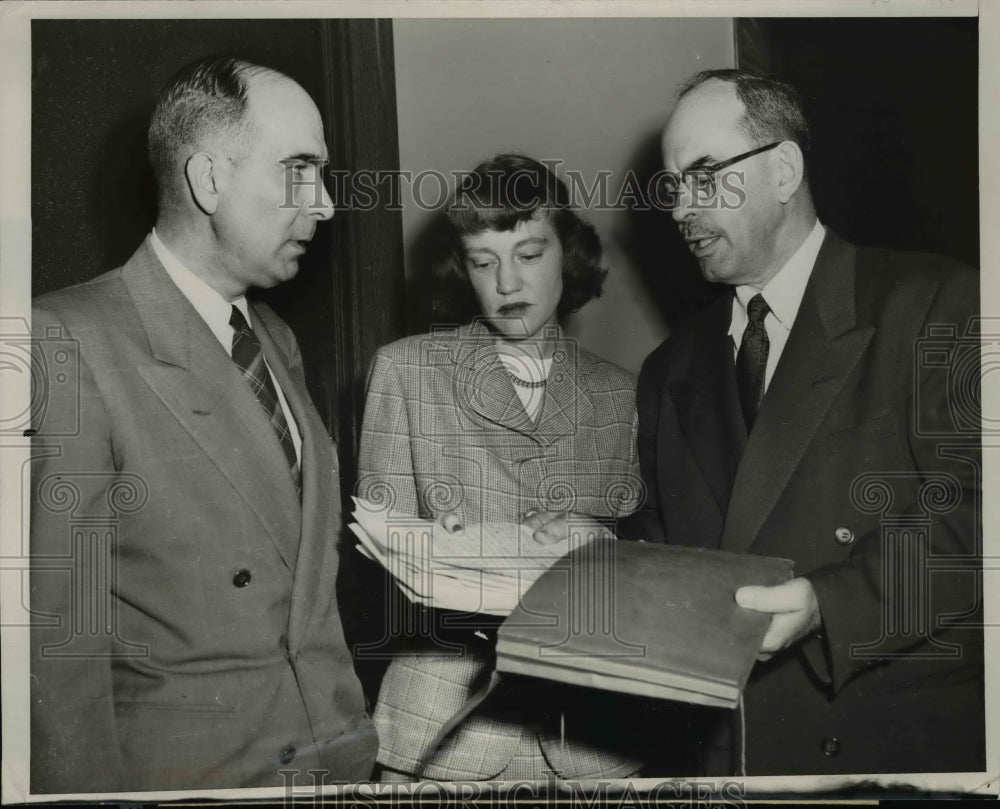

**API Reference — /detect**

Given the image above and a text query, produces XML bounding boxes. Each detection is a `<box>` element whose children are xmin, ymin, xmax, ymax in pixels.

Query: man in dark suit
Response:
<box><xmin>621</xmin><ymin>69</ymin><xmax>984</xmax><ymax>776</ymax></box>
<box><xmin>29</xmin><ymin>57</ymin><xmax>377</xmax><ymax>792</ymax></box>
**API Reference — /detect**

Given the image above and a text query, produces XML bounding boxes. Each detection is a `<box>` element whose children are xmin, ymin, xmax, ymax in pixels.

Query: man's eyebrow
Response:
<box><xmin>682</xmin><ymin>154</ymin><xmax>719</xmax><ymax>171</ymax></box>
<box><xmin>282</xmin><ymin>153</ymin><xmax>328</xmax><ymax>164</ymax></box>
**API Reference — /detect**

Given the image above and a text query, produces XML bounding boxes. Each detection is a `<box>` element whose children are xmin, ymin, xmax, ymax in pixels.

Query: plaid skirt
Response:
<box><xmin>373</xmin><ymin>646</ymin><xmax>645</xmax><ymax>781</ymax></box>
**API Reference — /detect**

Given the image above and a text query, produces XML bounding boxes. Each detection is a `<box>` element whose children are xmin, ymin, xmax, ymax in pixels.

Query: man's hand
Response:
<box><xmin>735</xmin><ymin>577</ymin><xmax>822</xmax><ymax>660</ymax></box>
<box><xmin>521</xmin><ymin>510</ymin><xmax>615</xmax><ymax>545</ymax></box>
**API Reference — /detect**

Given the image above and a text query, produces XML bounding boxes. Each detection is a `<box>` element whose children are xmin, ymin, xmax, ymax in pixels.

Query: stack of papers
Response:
<box><xmin>349</xmin><ymin>497</ymin><xmax>588</xmax><ymax>615</ymax></box>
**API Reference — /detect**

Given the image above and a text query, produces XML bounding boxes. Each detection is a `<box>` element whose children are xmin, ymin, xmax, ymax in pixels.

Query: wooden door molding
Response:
<box><xmin>320</xmin><ymin>18</ymin><xmax>406</xmax><ymax>502</ymax></box>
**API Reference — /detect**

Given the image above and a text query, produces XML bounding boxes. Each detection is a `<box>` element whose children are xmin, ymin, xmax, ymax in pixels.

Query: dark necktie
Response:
<box><xmin>735</xmin><ymin>293</ymin><xmax>771</xmax><ymax>431</ymax></box>
<box><xmin>229</xmin><ymin>306</ymin><xmax>301</xmax><ymax>493</ymax></box>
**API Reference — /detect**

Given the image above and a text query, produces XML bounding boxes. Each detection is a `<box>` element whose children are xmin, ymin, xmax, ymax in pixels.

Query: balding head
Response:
<box><xmin>147</xmin><ymin>56</ymin><xmax>286</xmax><ymax>205</ymax></box>
<box><xmin>662</xmin><ymin>70</ymin><xmax>816</xmax><ymax>288</ymax></box>
<box><xmin>147</xmin><ymin>56</ymin><xmax>333</xmax><ymax>301</ymax></box>
<box><xmin>677</xmin><ymin>69</ymin><xmax>811</xmax><ymax>162</ymax></box>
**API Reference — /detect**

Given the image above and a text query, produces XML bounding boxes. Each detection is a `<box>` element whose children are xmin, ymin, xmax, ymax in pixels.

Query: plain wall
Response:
<box><xmin>393</xmin><ymin>18</ymin><xmax>735</xmax><ymax>373</ymax></box>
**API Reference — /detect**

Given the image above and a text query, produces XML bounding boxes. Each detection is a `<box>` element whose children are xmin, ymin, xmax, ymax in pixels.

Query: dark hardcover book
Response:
<box><xmin>496</xmin><ymin>538</ymin><xmax>794</xmax><ymax>708</ymax></box>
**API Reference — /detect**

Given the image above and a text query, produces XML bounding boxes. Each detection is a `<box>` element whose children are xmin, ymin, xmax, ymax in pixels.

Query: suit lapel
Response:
<box><xmin>669</xmin><ymin>295</ymin><xmax>746</xmax><ymax>521</ymax></box>
<box><xmin>451</xmin><ymin>320</ymin><xmax>596</xmax><ymax>450</ymax></box>
<box><xmin>453</xmin><ymin>319</ymin><xmax>539</xmax><ymax>437</ymax></box>
<box><xmin>534</xmin><ymin>335</ymin><xmax>595</xmax><ymax>443</ymax></box>
<box><xmin>123</xmin><ymin>240</ymin><xmax>301</xmax><ymax>569</ymax></box>
<box><xmin>722</xmin><ymin>232</ymin><xmax>874</xmax><ymax>552</ymax></box>
<box><xmin>252</xmin><ymin>304</ymin><xmax>333</xmax><ymax>648</ymax></box>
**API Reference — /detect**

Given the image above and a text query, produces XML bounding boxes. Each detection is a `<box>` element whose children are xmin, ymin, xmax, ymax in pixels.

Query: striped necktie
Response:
<box><xmin>735</xmin><ymin>293</ymin><xmax>771</xmax><ymax>431</ymax></box>
<box><xmin>229</xmin><ymin>306</ymin><xmax>301</xmax><ymax>494</ymax></box>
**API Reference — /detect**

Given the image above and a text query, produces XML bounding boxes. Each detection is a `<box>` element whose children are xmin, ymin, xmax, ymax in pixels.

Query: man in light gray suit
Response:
<box><xmin>30</xmin><ymin>56</ymin><xmax>377</xmax><ymax>793</ymax></box>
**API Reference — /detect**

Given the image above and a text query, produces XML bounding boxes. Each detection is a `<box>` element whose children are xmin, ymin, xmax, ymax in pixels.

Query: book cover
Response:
<box><xmin>496</xmin><ymin>539</ymin><xmax>794</xmax><ymax>708</ymax></box>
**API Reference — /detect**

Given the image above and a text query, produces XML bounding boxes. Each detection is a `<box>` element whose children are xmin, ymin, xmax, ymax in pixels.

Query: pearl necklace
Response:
<box><xmin>506</xmin><ymin>370</ymin><xmax>547</xmax><ymax>389</ymax></box>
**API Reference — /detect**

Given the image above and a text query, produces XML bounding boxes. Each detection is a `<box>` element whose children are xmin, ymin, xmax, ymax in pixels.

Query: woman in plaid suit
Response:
<box><xmin>357</xmin><ymin>154</ymin><xmax>646</xmax><ymax>782</ymax></box>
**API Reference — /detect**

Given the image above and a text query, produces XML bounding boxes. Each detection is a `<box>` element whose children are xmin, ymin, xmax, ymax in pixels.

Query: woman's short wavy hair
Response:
<box><xmin>433</xmin><ymin>153</ymin><xmax>607</xmax><ymax>319</ymax></box>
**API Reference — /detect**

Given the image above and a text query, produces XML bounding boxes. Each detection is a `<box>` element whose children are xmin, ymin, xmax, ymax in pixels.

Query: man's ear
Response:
<box><xmin>774</xmin><ymin>141</ymin><xmax>805</xmax><ymax>204</ymax></box>
<box><xmin>184</xmin><ymin>152</ymin><xmax>220</xmax><ymax>215</ymax></box>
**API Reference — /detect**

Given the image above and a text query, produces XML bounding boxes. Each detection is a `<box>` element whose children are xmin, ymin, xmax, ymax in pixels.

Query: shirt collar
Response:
<box><xmin>729</xmin><ymin>219</ymin><xmax>826</xmax><ymax>338</ymax></box>
<box><xmin>149</xmin><ymin>228</ymin><xmax>250</xmax><ymax>350</ymax></box>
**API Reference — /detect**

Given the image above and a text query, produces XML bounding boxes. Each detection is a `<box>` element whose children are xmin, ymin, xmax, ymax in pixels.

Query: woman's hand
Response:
<box><xmin>521</xmin><ymin>510</ymin><xmax>615</xmax><ymax>545</ymax></box>
<box><xmin>436</xmin><ymin>512</ymin><xmax>465</xmax><ymax>535</ymax></box>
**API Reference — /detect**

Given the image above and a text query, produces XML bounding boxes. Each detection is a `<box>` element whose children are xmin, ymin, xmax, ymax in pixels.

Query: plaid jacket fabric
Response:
<box><xmin>357</xmin><ymin>320</ymin><xmax>644</xmax><ymax>780</ymax></box>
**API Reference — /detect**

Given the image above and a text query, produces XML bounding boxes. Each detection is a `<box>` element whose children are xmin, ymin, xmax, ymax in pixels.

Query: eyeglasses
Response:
<box><xmin>656</xmin><ymin>141</ymin><xmax>783</xmax><ymax>207</ymax></box>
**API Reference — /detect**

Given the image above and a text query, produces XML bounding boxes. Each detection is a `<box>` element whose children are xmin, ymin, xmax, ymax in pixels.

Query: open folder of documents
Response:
<box><xmin>351</xmin><ymin>498</ymin><xmax>794</xmax><ymax>707</ymax></box>
<box><xmin>349</xmin><ymin>497</ymin><xmax>581</xmax><ymax>616</ymax></box>
<box><xmin>496</xmin><ymin>539</ymin><xmax>794</xmax><ymax>708</ymax></box>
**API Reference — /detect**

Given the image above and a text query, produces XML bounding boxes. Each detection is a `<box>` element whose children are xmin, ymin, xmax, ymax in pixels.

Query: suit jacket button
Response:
<box><xmin>821</xmin><ymin>737</ymin><xmax>841</xmax><ymax>757</ymax></box>
<box><xmin>232</xmin><ymin>569</ymin><xmax>252</xmax><ymax>587</ymax></box>
<box><xmin>280</xmin><ymin>745</ymin><xmax>296</xmax><ymax>764</ymax></box>
<box><xmin>834</xmin><ymin>527</ymin><xmax>855</xmax><ymax>546</ymax></box>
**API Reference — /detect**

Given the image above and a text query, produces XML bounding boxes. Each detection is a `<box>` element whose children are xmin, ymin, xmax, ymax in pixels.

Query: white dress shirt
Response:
<box><xmin>729</xmin><ymin>219</ymin><xmax>826</xmax><ymax>392</ymax></box>
<box><xmin>149</xmin><ymin>229</ymin><xmax>302</xmax><ymax>463</ymax></box>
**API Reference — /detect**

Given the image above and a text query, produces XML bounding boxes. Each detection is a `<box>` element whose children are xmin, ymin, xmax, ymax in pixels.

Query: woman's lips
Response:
<box><xmin>497</xmin><ymin>303</ymin><xmax>531</xmax><ymax>316</ymax></box>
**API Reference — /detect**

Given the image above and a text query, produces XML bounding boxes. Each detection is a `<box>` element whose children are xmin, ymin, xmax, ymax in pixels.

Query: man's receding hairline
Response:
<box><xmin>241</xmin><ymin>70</ymin><xmax>317</xmax><ymax>128</ymax></box>
<box><xmin>224</xmin><ymin>69</ymin><xmax>305</xmax><ymax>160</ymax></box>
<box><xmin>666</xmin><ymin>78</ymin><xmax>750</xmax><ymax>149</ymax></box>
<box><xmin>677</xmin><ymin>77</ymin><xmax>744</xmax><ymax>118</ymax></box>
<box><xmin>700</xmin><ymin>79</ymin><xmax>757</xmax><ymax>145</ymax></box>
<box><xmin>244</xmin><ymin>65</ymin><xmax>298</xmax><ymax>94</ymax></box>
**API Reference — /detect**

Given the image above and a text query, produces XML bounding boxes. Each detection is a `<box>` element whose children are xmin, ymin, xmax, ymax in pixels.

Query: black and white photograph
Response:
<box><xmin>0</xmin><ymin>0</ymin><xmax>996</xmax><ymax>804</ymax></box>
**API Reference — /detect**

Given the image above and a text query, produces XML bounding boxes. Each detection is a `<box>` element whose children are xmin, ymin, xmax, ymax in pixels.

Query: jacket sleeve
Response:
<box><xmin>615</xmin><ymin>342</ymin><xmax>670</xmax><ymax>543</ymax></box>
<box><xmin>356</xmin><ymin>347</ymin><xmax>420</xmax><ymax>518</ymax></box>
<box><xmin>29</xmin><ymin>305</ymin><xmax>126</xmax><ymax>793</ymax></box>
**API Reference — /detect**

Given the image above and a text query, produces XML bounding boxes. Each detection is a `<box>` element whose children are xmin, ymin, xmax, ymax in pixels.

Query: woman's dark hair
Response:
<box><xmin>432</xmin><ymin>153</ymin><xmax>607</xmax><ymax>319</ymax></box>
